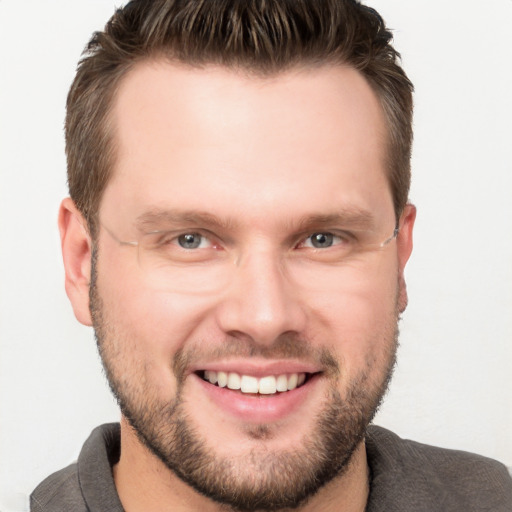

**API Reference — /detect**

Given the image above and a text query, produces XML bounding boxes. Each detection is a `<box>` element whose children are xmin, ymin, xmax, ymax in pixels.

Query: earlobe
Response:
<box><xmin>58</xmin><ymin>198</ymin><xmax>93</xmax><ymax>326</ymax></box>
<box><xmin>396</xmin><ymin>203</ymin><xmax>416</xmax><ymax>313</ymax></box>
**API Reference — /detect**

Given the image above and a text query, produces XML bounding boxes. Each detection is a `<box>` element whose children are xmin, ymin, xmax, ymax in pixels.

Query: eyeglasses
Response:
<box><xmin>100</xmin><ymin>222</ymin><xmax>400</xmax><ymax>293</ymax></box>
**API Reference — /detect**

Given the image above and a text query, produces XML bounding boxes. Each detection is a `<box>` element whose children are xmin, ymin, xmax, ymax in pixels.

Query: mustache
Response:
<box><xmin>172</xmin><ymin>332</ymin><xmax>340</xmax><ymax>384</ymax></box>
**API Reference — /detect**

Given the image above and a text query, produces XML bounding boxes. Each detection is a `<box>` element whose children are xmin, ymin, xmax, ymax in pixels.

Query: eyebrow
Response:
<box><xmin>134</xmin><ymin>207</ymin><xmax>377</xmax><ymax>233</ymax></box>
<box><xmin>134</xmin><ymin>209</ymin><xmax>237</xmax><ymax>232</ymax></box>
<box><xmin>294</xmin><ymin>209</ymin><xmax>377</xmax><ymax>232</ymax></box>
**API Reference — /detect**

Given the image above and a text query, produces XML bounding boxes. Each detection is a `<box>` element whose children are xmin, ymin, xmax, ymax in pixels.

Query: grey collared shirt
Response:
<box><xmin>31</xmin><ymin>423</ymin><xmax>512</xmax><ymax>511</ymax></box>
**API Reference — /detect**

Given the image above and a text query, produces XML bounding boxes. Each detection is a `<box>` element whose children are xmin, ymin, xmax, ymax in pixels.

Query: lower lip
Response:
<box><xmin>192</xmin><ymin>373</ymin><xmax>320</xmax><ymax>423</ymax></box>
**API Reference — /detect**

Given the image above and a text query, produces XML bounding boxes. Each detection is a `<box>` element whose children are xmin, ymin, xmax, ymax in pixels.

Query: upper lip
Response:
<box><xmin>188</xmin><ymin>358</ymin><xmax>322</xmax><ymax>377</ymax></box>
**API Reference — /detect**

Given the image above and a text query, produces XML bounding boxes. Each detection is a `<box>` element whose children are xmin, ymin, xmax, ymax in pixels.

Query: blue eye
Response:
<box><xmin>303</xmin><ymin>232</ymin><xmax>348</xmax><ymax>249</ymax></box>
<box><xmin>309</xmin><ymin>233</ymin><xmax>335</xmax><ymax>248</ymax></box>
<box><xmin>177</xmin><ymin>233</ymin><xmax>205</xmax><ymax>249</ymax></box>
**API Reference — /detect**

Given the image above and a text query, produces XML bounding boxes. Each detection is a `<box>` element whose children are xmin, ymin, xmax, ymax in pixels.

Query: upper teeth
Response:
<box><xmin>203</xmin><ymin>371</ymin><xmax>307</xmax><ymax>395</ymax></box>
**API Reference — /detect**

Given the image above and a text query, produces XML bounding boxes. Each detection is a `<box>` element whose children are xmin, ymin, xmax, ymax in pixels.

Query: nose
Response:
<box><xmin>215</xmin><ymin>250</ymin><xmax>306</xmax><ymax>345</ymax></box>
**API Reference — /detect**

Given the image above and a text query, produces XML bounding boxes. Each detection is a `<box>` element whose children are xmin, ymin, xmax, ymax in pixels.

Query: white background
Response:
<box><xmin>1</xmin><ymin>1</ymin><xmax>511</xmax><ymax>510</ymax></box>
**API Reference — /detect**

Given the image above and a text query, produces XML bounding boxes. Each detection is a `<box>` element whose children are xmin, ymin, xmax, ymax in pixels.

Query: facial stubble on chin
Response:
<box><xmin>89</xmin><ymin>250</ymin><xmax>399</xmax><ymax>512</ymax></box>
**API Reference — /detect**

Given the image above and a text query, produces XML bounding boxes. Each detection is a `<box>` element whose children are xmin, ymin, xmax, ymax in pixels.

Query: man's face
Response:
<box><xmin>87</xmin><ymin>62</ymin><xmax>414</xmax><ymax>510</ymax></box>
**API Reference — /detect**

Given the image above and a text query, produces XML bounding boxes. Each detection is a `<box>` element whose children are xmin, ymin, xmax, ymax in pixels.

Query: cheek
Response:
<box><xmin>102</xmin><ymin>284</ymin><xmax>217</xmax><ymax>349</ymax></box>
<box><xmin>96</xmin><ymin>262</ymin><xmax>219</xmax><ymax>394</ymax></box>
<box><xmin>304</xmin><ymin>259</ymin><xmax>399</xmax><ymax>380</ymax></box>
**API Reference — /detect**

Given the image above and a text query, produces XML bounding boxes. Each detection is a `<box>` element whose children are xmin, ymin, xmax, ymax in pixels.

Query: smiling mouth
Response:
<box><xmin>199</xmin><ymin>370</ymin><xmax>313</xmax><ymax>395</ymax></box>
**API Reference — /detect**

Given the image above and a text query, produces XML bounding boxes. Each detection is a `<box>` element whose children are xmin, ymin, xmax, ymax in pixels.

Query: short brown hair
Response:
<box><xmin>66</xmin><ymin>0</ymin><xmax>413</xmax><ymax>235</ymax></box>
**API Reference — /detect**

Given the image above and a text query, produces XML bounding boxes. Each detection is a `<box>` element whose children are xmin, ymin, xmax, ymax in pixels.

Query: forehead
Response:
<box><xmin>102</xmin><ymin>60</ymin><xmax>391</xmax><ymax>227</ymax></box>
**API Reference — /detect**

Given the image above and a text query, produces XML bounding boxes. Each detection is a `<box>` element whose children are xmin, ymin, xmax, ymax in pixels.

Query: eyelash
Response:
<box><xmin>153</xmin><ymin>231</ymin><xmax>216</xmax><ymax>250</ymax></box>
<box><xmin>151</xmin><ymin>230</ymin><xmax>354</xmax><ymax>251</ymax></box>
<box><xmin>298</xmin><ymin>232</ymin><xmax>353</xmax><ymax>250</ymax></box>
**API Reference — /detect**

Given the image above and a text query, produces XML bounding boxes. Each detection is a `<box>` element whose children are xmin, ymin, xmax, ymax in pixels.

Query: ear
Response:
<box><xmin>58</xmin><ymin>198</ymin><xmax>93</xmax><ymax>326</ymax></box>
<box><xmin>396</xmin><ymin>203</ymin><xmax>416</xmax><ymax>313</ymax></box>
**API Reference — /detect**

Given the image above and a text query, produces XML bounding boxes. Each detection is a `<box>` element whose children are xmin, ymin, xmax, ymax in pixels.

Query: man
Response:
<box><xmin>31</xmin><ymin>0</ymin><xmax>512</xmax><ymax>511</ymax></box>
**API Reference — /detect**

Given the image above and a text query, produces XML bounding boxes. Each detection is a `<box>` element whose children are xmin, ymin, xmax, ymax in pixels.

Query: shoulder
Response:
<box><xmin>366</xmin><ymin>425</ymin><xmax>512</xmax><ymax>512</ymax></box>
<box><xmin>30</xmin><ymin>463</ymin><xmax>87</xmax><ymax>512</ymax></box>
<box><xmin>30</xmin><ymin>423</ymin><xmax>122</xmax><ymax>512</ymax></box>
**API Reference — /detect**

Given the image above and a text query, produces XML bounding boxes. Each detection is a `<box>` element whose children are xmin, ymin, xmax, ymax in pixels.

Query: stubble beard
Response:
<box><xmin>90</xmin><ymin>255</ymin><xmax>399</xmax><ymax>512</ymax></box>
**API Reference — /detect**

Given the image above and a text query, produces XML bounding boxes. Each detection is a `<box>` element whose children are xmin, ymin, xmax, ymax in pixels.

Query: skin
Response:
<box><xmin>59</xmin><ymin>61</ymin><xmax>415</xmax><ymax>512</ymax></box>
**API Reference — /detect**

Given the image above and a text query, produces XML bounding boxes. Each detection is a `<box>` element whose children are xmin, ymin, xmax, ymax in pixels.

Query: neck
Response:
<box><xmin>113</xmin><ymin>417</ymin><xmax>370</xmax><ymax>512</ymax></box>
